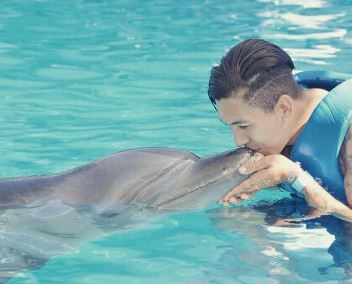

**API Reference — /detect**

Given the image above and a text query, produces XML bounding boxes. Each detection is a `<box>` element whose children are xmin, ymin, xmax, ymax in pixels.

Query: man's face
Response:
<box><xmin>217</xmin><ymin>96</ymin><xmax>288</xmax><ymax>155</ymax></box>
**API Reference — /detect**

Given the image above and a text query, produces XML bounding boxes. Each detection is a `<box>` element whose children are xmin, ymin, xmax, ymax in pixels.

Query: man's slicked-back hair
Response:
<box><xmin>208</xmin><ymin>39</ymin><xmax>302</xmax><ymax>111</ymax></box>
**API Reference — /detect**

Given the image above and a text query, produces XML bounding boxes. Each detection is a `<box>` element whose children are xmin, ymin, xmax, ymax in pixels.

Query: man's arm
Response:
<box><xmin>304</xmin><ymin>124</ymin><xmax>352</xmax><ymax>220</ymax></box>
<box><xmin>221</xmin><ymin>152</ymin><xmax>352</xmax><ymax>222</ymax></box>
<box><xmin>297</xmin><ymin>169</ymin><xmax>352</xmax><ymax>222</ymax></box>
<box><xmin>340</xmin><ymin>124</ymin><xmax>352</xmax><ymax>207</ymax></box>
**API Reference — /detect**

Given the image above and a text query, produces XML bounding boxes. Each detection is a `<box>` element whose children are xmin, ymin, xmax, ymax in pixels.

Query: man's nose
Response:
<box><xmin>233</xmin><ymin>128</ymin><xmax>249</xmax><ymax>147</ymax></box>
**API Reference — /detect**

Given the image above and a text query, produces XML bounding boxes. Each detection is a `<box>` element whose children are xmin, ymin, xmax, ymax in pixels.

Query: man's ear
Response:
<box><xmin>274</xmin><ymin>95</ymin><xmax>294</xmax><ymax>122</ymax></box>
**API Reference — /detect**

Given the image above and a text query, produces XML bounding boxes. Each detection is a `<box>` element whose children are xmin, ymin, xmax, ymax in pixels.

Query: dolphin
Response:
<box><xmin>0</xmin><ymin>147</ymin><xmax>254</xmax><ymax>212</ymax></box>
<box><xmin>0</xmin><ymin>147</ymin><xmax>255</xmax><ymax>282</ymax></box>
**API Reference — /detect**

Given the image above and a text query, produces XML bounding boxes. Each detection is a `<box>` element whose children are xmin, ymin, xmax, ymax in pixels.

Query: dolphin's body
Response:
<box><xmin>0</xmin><ymin>147</ymin><xmax>253</xmax><ymax>282</ymax></box>
<box><xmin>0</xmin><ymin>147</ymin><xmax>253</xmax><ymax>212</ymax></box>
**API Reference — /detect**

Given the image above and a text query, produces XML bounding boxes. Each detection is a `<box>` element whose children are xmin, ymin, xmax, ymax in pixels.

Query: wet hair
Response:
<box><xmin>208</xmin><ymin>39</ymin><xmax>303</xmax><ymax>112</ymax></box>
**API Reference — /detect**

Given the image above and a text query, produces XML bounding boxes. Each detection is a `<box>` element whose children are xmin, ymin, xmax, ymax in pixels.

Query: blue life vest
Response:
<box><xmin>285</xmin><ymin>71</ymin><xmax>352</xmax><ymax>203</ymax></box>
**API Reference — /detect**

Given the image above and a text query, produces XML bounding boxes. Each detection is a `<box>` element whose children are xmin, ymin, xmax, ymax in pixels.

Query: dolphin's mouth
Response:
<box><xmin>156</xmin><ymin>149</ymin><xmax>254</xmax><ymax>209</ymax></box>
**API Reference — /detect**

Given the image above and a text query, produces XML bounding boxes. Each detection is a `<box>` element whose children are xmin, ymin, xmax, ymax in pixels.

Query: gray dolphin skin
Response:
<box><xmin>0</xmin><ymin>147</ymin><xmax>253</xmax><ymax>282</ymax></box>
<box><xmin>0</xmin><ymin>147</ymin><xmax>253</xmax><ymax>212</ymax></box>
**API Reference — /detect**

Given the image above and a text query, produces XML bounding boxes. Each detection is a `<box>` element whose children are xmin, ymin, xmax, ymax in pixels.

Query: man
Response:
<box><xmin>207</xmin><ymin>39</ymin><xmax>352</xmax><ymax>222</ymax></box>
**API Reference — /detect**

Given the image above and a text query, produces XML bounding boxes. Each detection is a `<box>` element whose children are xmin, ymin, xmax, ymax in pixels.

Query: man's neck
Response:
<box><xmin>287</xmin><ymin>88</ymin><xmax>328</xmax><ymax>145</ymax></box>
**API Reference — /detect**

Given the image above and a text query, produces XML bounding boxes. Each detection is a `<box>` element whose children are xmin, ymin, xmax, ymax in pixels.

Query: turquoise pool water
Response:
<box><xmin>1</xmin><ymin>0</ymin><xmax>352</xmax><ymax>283</ymax></box>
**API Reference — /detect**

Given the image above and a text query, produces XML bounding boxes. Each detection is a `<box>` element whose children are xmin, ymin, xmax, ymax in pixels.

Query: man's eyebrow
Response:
<box><xmin>219</xmin><ymin>119</ymin><xmax>248</xmax><ymax>125</ymax></box>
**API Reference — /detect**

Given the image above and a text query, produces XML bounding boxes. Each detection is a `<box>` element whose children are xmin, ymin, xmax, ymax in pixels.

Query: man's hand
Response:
<box><xmin>221</xmin><ymin>154</ymin><xmax>300</xmax><ymax>205</ymax></box>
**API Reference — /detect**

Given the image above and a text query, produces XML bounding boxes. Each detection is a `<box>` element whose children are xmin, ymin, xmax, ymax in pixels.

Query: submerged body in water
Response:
<box><xmin>0</xmin><ymin>147</ymin><xmax>254</xmax><ymax>281</ymax></box>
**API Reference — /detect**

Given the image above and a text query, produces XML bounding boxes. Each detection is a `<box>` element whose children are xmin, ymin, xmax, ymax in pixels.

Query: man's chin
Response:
<box><xmin>256</xmin><ymin>148</ymin><xmax>273</xmax><ymax>156</ymax></box>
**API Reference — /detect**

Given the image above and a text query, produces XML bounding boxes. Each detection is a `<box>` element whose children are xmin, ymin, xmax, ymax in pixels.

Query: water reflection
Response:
<box><xmin>257</xmin><ymin>0</ymin><xmax>328</xmax><ymax>9</ymax></box>
<box><xmin>272</xmin><ymin>30</ymin><xmax>347</xmax><ymax>40</ymax></box>
<box><xmin>280</xmin><ymin>13</ymin><xmax>345</xmax><ymax>29</ymax></box>
<box><xmin>208</xmin><ymin>198</ymin><xmax>352</xmax><ymax>281</ymax></box>
<box><xmin>0</xmin><ymin>200</ymin><xmax>158</xmax><ymax>282</ymax></box>
<box><xmin>255</xmin><ymin>0</ymin><xmax>350</xmax><ymax>68</ymax></box>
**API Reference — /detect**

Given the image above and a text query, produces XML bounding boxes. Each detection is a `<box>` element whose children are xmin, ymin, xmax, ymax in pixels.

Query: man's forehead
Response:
<box><xmin>216</xmin><ymin>95</ymin><xmax>265</xmax><ymax>125</ymax></box>
<box><xmin>218</xmin><ymin>97</ymin><xmax>247</xmax><ymax>118</ymax></box>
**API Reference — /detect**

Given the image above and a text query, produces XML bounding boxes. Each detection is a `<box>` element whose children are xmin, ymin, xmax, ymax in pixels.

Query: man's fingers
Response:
<box><xmin>221</xmin><ymin>196</ymin><xmax>241</xmax><ymax>206</ymax></box>
<box><xmin>222</xmin><ymin>169</ymin><xmax>274</xmax><ymax>202</ymax></box>
<box><xmin>221</xmin><ymin>177</ymin><xmax>256</xmax><ymax>201</ymax></box>
<box><xmin>221</xmin><ymin>191</ymin><xmax>258</xmax><ymax>206</ymax></box>
<box><xmin>240</xmin><ymin>193</ymin><xmax>252</xmax><ymax>199</ymax></box>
